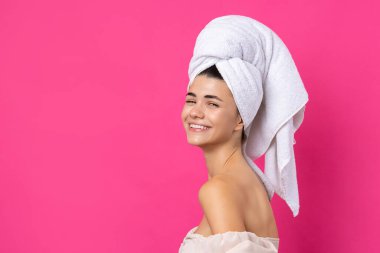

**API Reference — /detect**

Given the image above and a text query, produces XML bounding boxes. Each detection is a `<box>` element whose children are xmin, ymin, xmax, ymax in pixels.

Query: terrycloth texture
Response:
<box><xmin>187</xmin><ymin>15</ymin><xmax>309</xmax><ymax>217</ymax></box>
<box><xmin>179</xmin><ymin>226</ymin><xmax>279</xmax><ymax>253</ymax></box>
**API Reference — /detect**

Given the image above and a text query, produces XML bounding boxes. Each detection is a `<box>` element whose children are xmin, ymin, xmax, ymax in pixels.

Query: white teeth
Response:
<box><xmin>190</xmin><ymin>124</ymin><xmax>209</xmax><ymax>130</ymax></box>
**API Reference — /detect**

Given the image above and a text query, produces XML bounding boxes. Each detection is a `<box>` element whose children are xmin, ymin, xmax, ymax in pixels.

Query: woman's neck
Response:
<box><xmin>202</xmin><ymin>143</ymin><xmax>245</xmax><ymax>179</ymax></box>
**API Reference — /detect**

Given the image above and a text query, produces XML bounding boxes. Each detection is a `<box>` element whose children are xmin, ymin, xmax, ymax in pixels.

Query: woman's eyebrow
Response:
<box><xmin>186</xmin><ymin>92</ymin><xmax>224</xmax><ymax>102</ymax></box>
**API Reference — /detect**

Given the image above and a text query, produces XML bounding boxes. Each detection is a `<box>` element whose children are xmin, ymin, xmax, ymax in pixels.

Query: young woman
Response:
<box><xmin>178</xmin><ymin>14</ymin><xmax>308</xmax><ymax>253</ymax></box>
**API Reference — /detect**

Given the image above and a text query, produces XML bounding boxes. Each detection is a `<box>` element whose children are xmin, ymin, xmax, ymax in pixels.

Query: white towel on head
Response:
<box><xmin>187</xmin><ymin>15</ymin><xmax>309</xmax><ymax>217</ymax></box>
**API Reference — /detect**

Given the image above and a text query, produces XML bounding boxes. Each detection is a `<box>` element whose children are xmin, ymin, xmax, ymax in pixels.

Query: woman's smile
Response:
<box><xmin>188</xmin><ymin>123</ymin><xmax>211</xmax><ymax>132</ymax></box>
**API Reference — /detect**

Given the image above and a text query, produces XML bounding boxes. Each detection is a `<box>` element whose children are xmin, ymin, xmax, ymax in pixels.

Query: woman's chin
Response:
<box><xmin>186</xmin><ymin>137</ymin><xmax>209</xmax><ymax>147</ymax></box>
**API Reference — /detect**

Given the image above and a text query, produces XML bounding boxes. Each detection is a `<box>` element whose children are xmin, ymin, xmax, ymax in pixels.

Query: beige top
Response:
<box><xmin>179</xmin><ymin>226</ymin><xmax>279</xmax><ymax>253</ymax></box>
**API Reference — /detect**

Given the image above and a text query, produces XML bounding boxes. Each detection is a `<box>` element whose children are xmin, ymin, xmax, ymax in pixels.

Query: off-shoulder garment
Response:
<box><xmin>179</xmin><ymin>226</ymin><xmax>279</xmax><ymax>253</ymax></box>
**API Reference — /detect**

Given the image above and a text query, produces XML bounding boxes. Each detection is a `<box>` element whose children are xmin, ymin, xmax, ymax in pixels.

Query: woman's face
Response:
<box><xmin>181</xmin><ymin>75</ymin><xmax>243</xmax><ymax>148</ymax></box>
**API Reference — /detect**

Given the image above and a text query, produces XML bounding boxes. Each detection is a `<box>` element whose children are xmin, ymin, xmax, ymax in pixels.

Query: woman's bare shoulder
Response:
<box><xmin>198</xmin><ymin>176</ymin><xmax>246</xmax><ymax>233</ymax></box>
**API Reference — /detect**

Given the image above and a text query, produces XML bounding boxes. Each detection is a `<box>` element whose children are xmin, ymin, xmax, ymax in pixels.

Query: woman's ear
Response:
<box><xmin>234</xmin><ymin>114</ymin><xmax>244</xmax><ymax>131</ymax></box>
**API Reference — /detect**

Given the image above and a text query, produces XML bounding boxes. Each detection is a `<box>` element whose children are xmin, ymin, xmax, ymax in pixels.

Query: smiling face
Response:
<box><xmin>181</xmin><ymin>74</ymin><xmax>244</xmax><ymax>148</ymax></box>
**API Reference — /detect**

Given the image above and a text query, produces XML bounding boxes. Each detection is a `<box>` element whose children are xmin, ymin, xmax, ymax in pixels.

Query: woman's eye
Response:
<box><xmin>209</xmin><ymin>103</ymin><xmax>219</xmax><ymax>107</ymax></box>
<box><xmin>186</xmin><ymin>100</ymin><xmax>195</xmax><ymax>104</ymax></box>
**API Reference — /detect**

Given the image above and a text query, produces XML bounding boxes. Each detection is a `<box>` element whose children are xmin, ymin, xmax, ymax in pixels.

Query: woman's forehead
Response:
<box><xmin>188</xmin><ymin>75</ymin><xmax>233</xmax><ymax>98</ymax></box>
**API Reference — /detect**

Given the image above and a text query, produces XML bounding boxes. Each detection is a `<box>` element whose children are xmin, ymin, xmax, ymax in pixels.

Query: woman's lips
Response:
<box><xmin>188</xmin><ymin>123</ymin><xmax>210</xmax><ymax>132</ymax></box>
<box><xmin>189</xmin><ymin>127</ymin><xmax>210</xmax><ymax>132</ymax></box>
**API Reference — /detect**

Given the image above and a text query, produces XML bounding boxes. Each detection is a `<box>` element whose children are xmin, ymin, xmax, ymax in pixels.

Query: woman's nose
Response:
<box><xmin>190</xmin><ymin>103</ymin><xmax>204</xmax><ymax>118</ymax></box>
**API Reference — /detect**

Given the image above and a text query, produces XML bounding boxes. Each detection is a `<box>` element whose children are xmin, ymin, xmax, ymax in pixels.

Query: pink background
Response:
<box><xmin>0</xmin><ymin>0</ymin><xmax>378</xmax><ymax>252</ymax></box>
